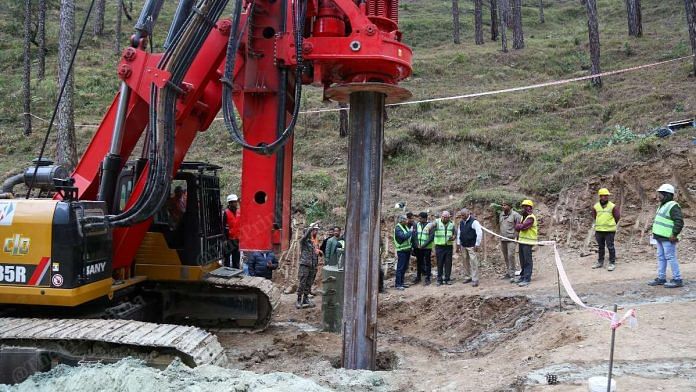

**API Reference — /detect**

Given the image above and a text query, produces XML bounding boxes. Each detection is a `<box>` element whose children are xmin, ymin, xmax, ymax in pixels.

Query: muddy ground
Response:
<box><xmin>218</xmin><ymin>240</ymin><xmax>696</xmax><ymax>391</ymax></box>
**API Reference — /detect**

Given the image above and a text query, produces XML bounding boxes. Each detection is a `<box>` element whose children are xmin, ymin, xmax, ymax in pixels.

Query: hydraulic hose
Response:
<box><xmin>221</xmin><ymin>0</ymin><xmax>307</xmax><ymax>155</ymax></box>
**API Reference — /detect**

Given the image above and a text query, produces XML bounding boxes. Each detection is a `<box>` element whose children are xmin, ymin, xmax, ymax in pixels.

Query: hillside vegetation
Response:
<box><xmin>0</xmin><ymin>0</ymin><xmax>694</xmax><ymax>225</ymax></box>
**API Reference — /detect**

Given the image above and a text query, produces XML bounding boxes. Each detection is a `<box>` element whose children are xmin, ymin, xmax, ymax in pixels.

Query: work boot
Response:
<box><xmin>461</xmin><ymin>278</ymin><xmax>472</xmax><ymax>284</ymax></box>
<box><xmin>445</xmin><ymin>280</ymin><xmax>453</xmax><ymax>285</ymax></box>
<box><xmin>518</xmin><ymin>280</ymin><xmax>530</xmax><ymax>287</ymax></box>
<box><xmin>592</xmin><ymin>261</ymin><xmax>604</xmax><ymax>269</ymax></box>
<box><xmin>295</xmin><ymin>295</ymin><xmax>303</xmax><ymax>309</ymax></box>
<box><xmin>647</xmin><ymin>278</ymin><xmax>667</xmax><ymax>286</ymax></box>
<box><xmin>607</xmin><ymin>263</ymin><xmax>616</xmax><ymax>271</ymax></box>
<box><xmin>301</xmin><ymin>295</ymin><xmax>316</xmax><ymax>308</ymax></box>
<box><xmin>436</xmin><ymin>281</ymin><xmax>442</xmax><ymax>287</ymax></box>
<box><xmin>664</xmin><ymin>279</ymin><xmax>684</xmax><ymax>288</ymax></box>
<box><xmin>424</xmin><ymin>278</ymin><xmax>431</xmax><ymax>286</ymax></box>
<box><xmin>472</xmin><ymin>281</ymin><xmax>479</xmax><ymax>288</ymax></box>
<box><xmin>412</xmin><ymin>277</ymin><xmax>421</xmax><ymax>284</ymax></box>
<box><xmin>512</xmin><ymin>277</ymin><xmax>522</xmax><ymax>284</ymax></box>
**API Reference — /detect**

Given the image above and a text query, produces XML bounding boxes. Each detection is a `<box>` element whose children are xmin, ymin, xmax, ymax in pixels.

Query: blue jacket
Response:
<box><xmin>247</xmin><ymin>251</ymin><xmax>278</xmax><ymax>279</ymax></box>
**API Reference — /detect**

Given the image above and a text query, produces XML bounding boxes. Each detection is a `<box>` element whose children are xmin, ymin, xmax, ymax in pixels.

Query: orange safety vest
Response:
<box><xmin>224</xmin><ymin>209</ymin><xmax>241</xmax><ymax>240</ymax></box>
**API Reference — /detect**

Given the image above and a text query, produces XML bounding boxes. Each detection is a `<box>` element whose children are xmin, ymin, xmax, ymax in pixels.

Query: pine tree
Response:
<box><xmin>585</xmin><ymin>0</ymin><xmax>602</xmax><ymax>87</ymax></box>
<box><xmin>23</xmin><ymin>0</ymin><xmax>32</xmax><ymax>136</ymax></box>
<box><xmin>57</xmin><ymin>0</ymin><xmax>77</xmax><ymax>170</ymax></box>
<box><xmin>511</xmin><ymin>0</ymin><xmax>524</xmax><ymax>49</ymax></box>
<box><xmin>474</xmin><ymin>0</ymin><xmax>484</xmax><ymax>45</ymax></box>
<box><xmin>452</xmin><ymin>0</ymin><xmax>462</xmax><ymax>44</ymax></box>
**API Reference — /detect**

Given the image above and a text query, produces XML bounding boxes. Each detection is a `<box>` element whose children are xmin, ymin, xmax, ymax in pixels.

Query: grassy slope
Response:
<box><xmin>0</xmin><ymin>0</ymin><xmax>694</xmax><ymax>225</ymax></box>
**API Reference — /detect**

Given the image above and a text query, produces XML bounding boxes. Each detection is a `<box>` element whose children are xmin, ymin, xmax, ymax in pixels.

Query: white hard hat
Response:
<box><xmin>657</xmin><ymin>184</ymin><xmax>675</xmax><ymax>194</ymax></box>
<box><xmin>226</xmin><ymin>194</ymin><xmax>238</xmax><ymax>202</ymax></box>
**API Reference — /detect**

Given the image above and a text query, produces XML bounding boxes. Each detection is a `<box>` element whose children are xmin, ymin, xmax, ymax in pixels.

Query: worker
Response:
<box><xmin>223</xmin><ymin>193</ymin><xmax>241</xmax><ymax>269</ymax></box>
<box><xmin>325</xmin><ymin>226</ymin><xmax>345</xmax><ymax>267</ymax></box>
<box><xmin>167</xmin><ymin>185</ymin><xmax>187</xmax><ymax>228</ymax></box>
<box><xmin>431</xmin><ymin>210</ymin><xmax>455</xmax><ymax>286</ymax></box>
<box><xmin>246</xmin><ymin>251</ymin><xmax>278</xmax><ymax>280</ymax></box>
<box><xmin>456</xmin><ymin>208</ymin><xmax>483</xmax><ymax>287</ymax></box>
<box><xmin>393</xmin><ymin>215</ymin><xmax>413</xmax><ymax>290</ymax></box>
<box><xmin>412</xmin><ymin>212</ymin><xmax>434</xmax><ymax>285</ymax></box>
<box><xmin>499</xmin><ymin>201</ymin><xmax>522</xmax><ymax>281</ymax></box>
<box><xmin>647</xmin><ymin>184</ymin><xmax>684</xmax><ymax>288</ymax></box>
<box><xmin>297</xmin><ymin>223</ymin><xmax>322</xmax><ymax>309</ymax></box>
<box><xmin>514</xmin><ymin>200</ymin><xmax>538</xmax><ymax>287</ymax></box>
<box><xmin>592</xmin><ymin>188</ymin><xmax>620</xmax><ymax>271</ymax></box>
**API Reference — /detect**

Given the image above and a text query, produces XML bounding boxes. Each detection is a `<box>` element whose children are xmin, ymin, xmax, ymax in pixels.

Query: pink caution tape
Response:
<box><xmin>480</xmin><ymin>226</ymin><xmax>638</xmax><ymax>330</ymax></box>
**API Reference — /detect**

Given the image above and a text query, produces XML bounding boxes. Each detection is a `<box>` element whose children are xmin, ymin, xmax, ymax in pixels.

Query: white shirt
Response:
<box><xmin>456</xmin><ymin>217</ymin><xmax>483</xmax><ymax>247</ymax></box>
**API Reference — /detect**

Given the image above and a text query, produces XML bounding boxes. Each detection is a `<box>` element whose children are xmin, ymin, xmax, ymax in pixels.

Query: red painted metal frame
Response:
<box><xmin>67</xmin><ymin>0</ymin><xmax>412</xmax><ymax>271</ymax></box>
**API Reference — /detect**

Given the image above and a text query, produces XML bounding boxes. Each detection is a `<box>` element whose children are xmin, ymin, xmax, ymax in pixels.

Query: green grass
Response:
<box><xmin>0</xmin><ymin>0</ymin><xmax>694</xmax><ymax>226</ymax></box>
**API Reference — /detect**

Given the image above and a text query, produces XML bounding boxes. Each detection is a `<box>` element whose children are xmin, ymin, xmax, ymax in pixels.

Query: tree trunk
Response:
<box><xmin>57</xmin><ymin>0</ymin><xmax>77</xmax><ymax>170</ymax></box>
<box><xmin>490</xmin><ymin>0</ymin><xmax>499</xmax><ymax>41</ymax></box>
<box><xmin>686</xmin><ymin>0</ymin><xmax>696</xmax><ymax>75</ymax></box>
<box><xmin>474</xmin><ymin>0</ymin><xmax>484</xmax><ymax>45</ymax></box>
<box><xmin>626</xmin><ymin>0</ymin><xmax>642</xmax><ymax>37</ymax></box>
<box><xmin>506</xmin><ymin>0</ymin><xmax>513</xmax><ymax>29</ymax></box>
<box><xmin>115</xmin><ymin>0</ymin><xmax>123</xmax><ymax>55</ymax></box>
<box><xmin>585</xmin><ymin>0</ymin><xmax>602</xmax><ymax>87</ymax></box>
<box><xmin>23</xmin><ymin>0</ymin><xmax>32</xmax><ymax>136</ymax></box>
<box><xmin>539</xmin><ymin>0</ymin><xmax>545</xmax><ymax>24</ymax></box>
<box><xmin>498</xmin><ymin>0</ymin><xmax>508</xmax><ymax>52</ymax></box>
<box><xmin>37</xmin><ymin>0</ymin><xmax>46</xmax><ymax>80</ymax></box>
<box><xmin>93</xmin><ymin>0</ymin><xmax>105</xmax><ymax>36</ymax></box>
<box><xmin>452</xmin><ymin>0</ymin><xmax>462</xmax><ymax>44</ymax></box>
<box><xmin>512</xmin><ymin>0</ymin><xmax>524</xmax><ymax>49</ymax></box>
<box><xmin>339</xmin><ymin>103</ymin><xmax>349</xmax><ymax>138</ymax></box>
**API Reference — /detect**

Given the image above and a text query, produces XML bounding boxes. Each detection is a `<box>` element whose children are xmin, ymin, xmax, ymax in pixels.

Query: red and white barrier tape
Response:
<box><xmin>480</xmin><ymin>225</ymin><xmax>638</xmax><ymax>330</ymax></box>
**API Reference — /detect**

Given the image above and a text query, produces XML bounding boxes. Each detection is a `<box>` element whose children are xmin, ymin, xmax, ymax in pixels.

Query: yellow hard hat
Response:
<box><xmin>520</xmin><ymin>199</ymin><xmax>534</xmax><ymax>208</ymax></box>
<box><xmin>598</xmin><ymin>188</ymin><xmax>611</xmax><ymax>196</ymax></box>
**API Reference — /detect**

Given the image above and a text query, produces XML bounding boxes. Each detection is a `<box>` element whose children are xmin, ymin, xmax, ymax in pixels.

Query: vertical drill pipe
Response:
<box><xmin>341</xmin><ymin>91</ymin><xmax>385</xmax><ymax>370</ymax></box>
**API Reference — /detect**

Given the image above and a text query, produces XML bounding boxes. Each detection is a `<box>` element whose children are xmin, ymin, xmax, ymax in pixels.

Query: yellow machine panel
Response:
<box><xmin>0</xmin><ymin>200</ymin><xmax>57</xmax><ymax>286</ymax></box>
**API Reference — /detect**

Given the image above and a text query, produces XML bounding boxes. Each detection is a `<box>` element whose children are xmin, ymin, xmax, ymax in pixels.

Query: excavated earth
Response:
<box><xmin>3</xmin><ymin>152</ymin><xmax>696</xmax><ymax>391</ymax></box>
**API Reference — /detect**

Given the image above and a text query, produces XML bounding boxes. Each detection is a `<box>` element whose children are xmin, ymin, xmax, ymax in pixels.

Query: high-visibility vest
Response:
<box><xmin>518</xmin><ymin>214</ymin><xmax>538</xmax><ymax>245</ymax></box>
<box><xmin>415</xmin><ymin>222</ymin><xmax>434</xmax><ymax>249</ymax></box>
<box><xmin>652</xmin><ymin>201</ymin><xmax>679</xmax><ymax>238</ymax></box>
<box><xmin>594</xmin><ymin>201</ymin><xmax>617</xmax><ymax>232</ymax></box>
<box><xmin>393</xmin><ymin>224</ymin><xmax>412</xmax><ymax>252</ymax></box>
<box><xmin>433</xmin><ymin>219</ymin><xmax>455</xmax><ymax>246</ymax></box>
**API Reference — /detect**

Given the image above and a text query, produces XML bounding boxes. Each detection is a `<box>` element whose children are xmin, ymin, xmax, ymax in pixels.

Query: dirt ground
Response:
<box><xmin>217</xmin><ymin>240</ymin><xmax>696</xmax><ymax>391</ymax></box>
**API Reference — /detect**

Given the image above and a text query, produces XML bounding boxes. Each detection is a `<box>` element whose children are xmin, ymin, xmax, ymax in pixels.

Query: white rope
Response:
<box><xmin>21</xmin><ymin>55</ymin><xmax>693</xmax><ymax>127</ymax></box>
<box><xmin>480</xmin><ymin>223</ymin><xmax>637</xmax><ymax>329</ymax></box>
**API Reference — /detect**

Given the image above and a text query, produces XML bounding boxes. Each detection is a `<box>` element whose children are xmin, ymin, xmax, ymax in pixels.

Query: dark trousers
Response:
<box><xmin>395</xmin><ymin>250</ymin><xmax>410</xmax><ymax>287</ymax></box>
<box><xmin>379</xmin><ymin>267</ymin><xmax>385</xmax><ymax>293</ymax></box>
<box><xmin>225</xmin><ymin>239</ymin><xmax>240</xmax><ymax>269</ymax></box>
<box><xmin>595</xmin><ymin>231</ymin><xmax>616</xmax><ymax>264</ymax></box>
<box><xmin>414</xmin><ymin>248</ymin><xmax>432</xmax><ymax>280</ymax></box>
<box><xmin>519</xmin><ymin>244</ymin><xmax>533</xmax><ymax>281</ymax></box>
<box><xmin>298</xmin><ymin>264</ymin><xmax>317</xmax><ymax>296</ymax></box>
<box><xmin>435</xmin><ymin>245</ymin><xmax>453</xmax><ymax>283</ymax></box>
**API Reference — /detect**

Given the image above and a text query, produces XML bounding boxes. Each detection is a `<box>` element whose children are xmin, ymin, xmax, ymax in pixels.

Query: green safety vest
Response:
<box><xmin>652</xmin><ymin>201</ymin><xmax>679</xmax><ymax>238</ymax></box>
<box><xmin>433</xmin><ymin>219</ymin><xmax>455</xmax><ymax>246</ymax></box>
<box><xmin>518</xmin><ymin>214</ymin><xmax>538</xmax><ymax>245</ymax></box>
<box><xmin>415</xmin><ymin>222</ymin><xmax>434</xmax><ymax>249</ymax></box>
<box><xmin>594</xmin><ymin>201</ymin><xmax>617</xmax><ymax>232</ymax></box>
<box><xmin>393</xmin><ymin>223</ymin><xmax>412</xmax><ymax>252</ymax></box>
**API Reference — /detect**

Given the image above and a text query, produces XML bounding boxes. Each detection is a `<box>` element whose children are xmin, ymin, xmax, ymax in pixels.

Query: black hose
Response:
<box><xmin>85</xmin><ymin>0</ymin><xmax>230</xmax><ymax>229</ymax></box>
<box><xmin>25</xmin><ymin>0</ymin><xmax>97</xmax><ymax>199</ymax></box>
<box><xmin>221</xmin><ymin>0</ymin><xmax>307</xmax><ymax>155</ymax></box>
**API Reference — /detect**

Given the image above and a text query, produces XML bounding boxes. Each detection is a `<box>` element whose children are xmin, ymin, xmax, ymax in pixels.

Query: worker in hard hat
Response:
<box><xmin>514</xmin><ymin>199</ymin><xmax>538</xmax><ymax>287</ymax></box>
<box><xmin>412</xmin><ymin>212</ymin><xmax>434</xmax><ymax>285</ymax></box>
<box><xmin>297</xmin><ymin>223</ymin><xmax>322</xmax><ymax>308</ymax></box>
<box><xmin>592</xmin><ymin>188</ymin><xmax>621</xmax><ymax>271</ymax></box>
<box><xmin>223</xmin><ymin>193</ymin><xmax>241</xmax><ymax>269</ymax></box>
<box><xmin>393</xmin><ymin>215</ymin><xmax>413</xmax><ymax>290</ymax></box>
<box><xmin>648</xmin><ymin>184</ymin><xmax>685</xmax><ymax>288</ymax></box>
